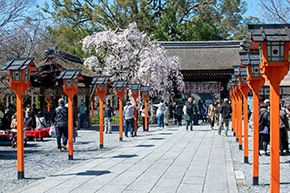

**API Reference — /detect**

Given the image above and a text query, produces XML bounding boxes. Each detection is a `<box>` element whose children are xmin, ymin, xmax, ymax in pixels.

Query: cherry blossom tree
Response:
<box><xmin>82</xmin><ymin>23</ymin><xmax>184</xmax><ymax>98</ymax></box>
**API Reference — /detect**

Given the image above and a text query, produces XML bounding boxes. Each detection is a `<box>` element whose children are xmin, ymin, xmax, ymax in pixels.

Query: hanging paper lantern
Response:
<box><xmin>219</xmin><ymin>86</ymin><xmax>224</xmax><ymax>91</ymax></box>
<box><xmin>195</xmin><ymin>86</ymin><xmax>200</xmax><ymax>91</ymax></box>
<box><xmin>185</xmin><ymin>87</ymin><xmax>189</xmax><ymax>91</ymax></box>
<box><xmin>207</xmin><ymin>86</ymin><xmax>212</xmax><ymax>91</ymax></box>
<box><xmin>202</xmin><ymin>87</ymin><xmax>206</xmax><ymax>91</ymax></box>
<box><xmin>177</xmin><ymin>87</ymin><xmax>181</xmax><ymax>91</ymax></box>
<box><xmin>213</xmin><ymin>86</ymin><xmax>218</xmax><ymax>91</ymax></box>
<box><xmin>190</xmin><ymin>87</ymin><xmax>194</xmax><ymax>90</ymax></box>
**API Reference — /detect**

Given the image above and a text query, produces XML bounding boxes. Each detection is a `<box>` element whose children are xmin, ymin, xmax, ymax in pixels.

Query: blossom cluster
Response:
<box><xmin>82</xmin><ymin>23</ymin><xmax>185</xmax><ymax>98</ymax></box>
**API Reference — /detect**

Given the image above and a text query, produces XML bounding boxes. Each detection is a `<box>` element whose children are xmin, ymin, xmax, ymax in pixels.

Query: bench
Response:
<box><xmin>0</xmin><ymin>133</ymin><xmax>27</xmax><ymax>145</ymax></box>
<box><xmin>25</xmin><ymin>129</ymin><xmax>49</xmax><ymax>141</ymax></box>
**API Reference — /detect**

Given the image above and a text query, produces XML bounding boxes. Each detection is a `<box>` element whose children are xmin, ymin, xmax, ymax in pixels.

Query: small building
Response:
<box><xmin>161</xmin><ymin>40</ymin><xmax>244</xmax><ymax>104</ymax></box>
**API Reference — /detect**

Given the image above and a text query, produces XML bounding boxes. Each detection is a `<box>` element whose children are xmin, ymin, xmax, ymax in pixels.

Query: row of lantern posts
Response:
<box><xmin>229</xmin><ymin>24</ymin><xmax>290</xmax><ymax>193</ymax></box>
<box><xmin>1</xmin><ymin>60</ymin><xmax>151</xmax><ymax>179</ymax></box>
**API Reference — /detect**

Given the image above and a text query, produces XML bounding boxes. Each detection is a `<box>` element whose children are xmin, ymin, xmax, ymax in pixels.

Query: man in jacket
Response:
<box><xmin>104</xmin><ymin>103</ymin><xmax>114</xmax><ymax>134</ymax></box>
<box><xmin>217</xmin><ymin>98</ymin><xmax>232</xmax><ymax>136</ymax></box>
<box><xmin>52</xmin><ymin>98</ymin><xmax>68</xmax><ymax>151</ymax></box>
<box><xmin>193</xmin><ymin>100</ymin><xmax>199</xmax><ymax>125</ymax></box>
<box><xmin>153</xmin><ymin>100</ymin><xmax>166</xmax><ymax>129</ymax></box>
<box><xmin>124</xmin><ymin>101</ymin><xmax>135</xmax><ymax>137</ymax></box>
<box><xmin>184</xmin><ymin>97</ymin><xmax>194</xmax><ymax>131</ymax></box>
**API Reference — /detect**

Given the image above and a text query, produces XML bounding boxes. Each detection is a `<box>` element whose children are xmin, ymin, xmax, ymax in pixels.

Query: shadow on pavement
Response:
<box><xmin>135</xmin><ymin>144</ymin><xmax>155</xmax><ymax>147</ymax></box>
<box><xmin>112</xmin><ymin>154</ymin><xmax>138</xmax><ymax>158</ymax></box>
<box><xmin>148</xmin><ymin>138</ymin><xmax>165</xmax><ymax>140</ymax></box>
<box><xmin>159</xmin><ymin>133</ymin><xmax>172</xmax><ymax>135</ymax></box>
<box><xmin>51</xmin><ymin>170</ymin><xmax>111</xmax><ymax>177</ymax></box>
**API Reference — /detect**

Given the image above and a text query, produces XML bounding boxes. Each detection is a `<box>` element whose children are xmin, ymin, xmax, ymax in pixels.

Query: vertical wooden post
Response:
<box><xmin>231</xmin><ymin>90</ymin><xmax>236</xmax><ymax>136</ymax></box>
<box><xmin>116</xmin><ymin>89</ymin><xmax>126</xmax><ymax>141</ymax></box>
<box><xmin>144</xmin><ymin>99</ymin><xmax>148</xmax><ymax>131</ymax></box>
<box><xmin>16</xmin><ymin>92</ymin><xmax>24</xmax><ymax>179</ymax></box>
<box><xmin>68</xmin><ymin>95</ymin><xmax>74</xmax><ymax>160</ymax></box>
<box><xmin>133</xmin><ymin>98</ymin><xmax>137</xmax><ymax>135</ymax></box>
<box><xmin>248</xmin><ymin>78</ymin><xmax>264</xmax><ymax>185</ymax></box>
<box><xmin>119</xmin><ymin>98</ymin><xmax>123</xmax><ymax>141</ymax></box>
<box><xmin>233</xmin><ymin>88</ymin><xmax>239</xmax><ymax>142</ymax></box>
<box><xmin>240</xmin><ymin>85</ymin><xmax>250</xmax><ymax>163</ymax></box>
<box><xmin>99</xmin><ymin>96</ymin><xmax>104</xmax><ymax>148</ymax></box>
<box><xmin>91</xmin><ymin>95</ymin><xmax>94</xmax><ymax>122</ymax></box>
<box><xmin>262</xmin><ymin>66</ymin><xmax>288</xmax><ymax>192</ymax></box>
<box><xmin>237</xmin><ymin>90</ymin><xmax>243</xmax><ymax>150</ymax></box>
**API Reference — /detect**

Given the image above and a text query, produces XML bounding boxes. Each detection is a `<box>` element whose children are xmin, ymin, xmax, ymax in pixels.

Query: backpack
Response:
<box><xmin>186</xmin><ymin>103</ymin><xmax>193</xmax><ymax>114</ymax></box>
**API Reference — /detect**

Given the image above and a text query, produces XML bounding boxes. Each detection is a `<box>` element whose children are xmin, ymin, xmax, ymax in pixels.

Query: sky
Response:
<box><xmin>243</xmin><ymin>0</ymin><xmax>262</xmax><ymax>19</ymax></box>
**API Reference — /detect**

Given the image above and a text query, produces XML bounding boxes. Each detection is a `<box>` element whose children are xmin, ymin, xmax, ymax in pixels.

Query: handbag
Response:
<box><xmin>109</xmin><ymin>117</ymin><xmax>112</xmax><ymax>122</ymax></box>
<box><xmin>207</xmin><ymin>117</ymin><xmax>212</xmax><ymax>124</ymax></box>
<box><xmin>49</xmin><ymin>125</ymin><xmax>56</xmax><ymax>136</ymax></box>
<box><xmin>259</xmin><ymin>126</ymin><xmax>269</xmax><ymax>134</ymax></box>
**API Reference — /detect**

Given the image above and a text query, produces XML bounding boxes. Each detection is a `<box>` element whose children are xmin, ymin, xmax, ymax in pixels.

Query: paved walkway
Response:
<box><xmin>15</xmin><ymin>124</ymin><xmax>237</xmax><ymax>193</ymax></box>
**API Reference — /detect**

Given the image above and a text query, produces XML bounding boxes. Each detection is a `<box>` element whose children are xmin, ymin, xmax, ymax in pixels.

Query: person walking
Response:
<box><xmin>79</xmin><ymin>101</ymin><xmax>87</xmax><ymax>130</ymax></box>
<box><xmin>259</xmin><ymin>103</ymin><xmax>270</xmax><ymax>156</ymax></box>
<box><xmin>201</xmin><ymin>104</ymin><xmax>208</xmax><ymax>123</ymax></box>
<box><xmin>9</xmin><ymin>113</ymin><xmax>17</xmax><ymax>148</ymax></box>
<box><xmin>208</xmin><ymin>100</ymin><xmax>219</xmax><ymax>130</ymax></box>
<box><xmin>154</xmin><ymin>100</ymin><xmax>166</xmax><ymax>129</ymax></box>
<box><xmin>175</xmin><ymin>102</ymin><xmax>183</xmax><ymax>126</ymax></box>
<box><xmin>52</xmin><ymin>98</ymin><xmax>68</xmax><ymax>152</ymax></box>
<box><xmin>217</xmin><ymin>98</ymin><xmax>232</xmax><ymax>136</ymax></box>
<box><xmin>193</xmin><ymin>100</ymin><xmax>199</xmax><ymax>125</ymax></box>
<box><xmin>140</xmin><ymin>105</ymin><xmax>149</xmax><ymax>131</ymax></box>
<box><xmin>184</xmin><ymin>97</ymin><xmax>194</xmax><ymax>131</ymax></box>
<box><xmin>124</xmin><ymin>101</ymin><xmax>135</xmax><ymax>137</ymax></box>
<box><xmin>279</xmin><ymin>107</ymin><xmax>289</xmax><ymax>155</ymax></box>
<box><xmin>104</xmin><ymin>103</ymin><xmax>114</xmax><ymax>134</ymax></box>
<box><xmin>164</xmin><ymin>103</ymin><xmax>169</xmax><ymax>127</ymax></box>
<box><xmin>35</xmin><ymin>111</ymin><xmax>46</xmax><ymax>131</ymax></box>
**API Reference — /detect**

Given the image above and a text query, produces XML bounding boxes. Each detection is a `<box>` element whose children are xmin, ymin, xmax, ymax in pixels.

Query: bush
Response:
<box><xmin>92</xmin><ymin>114</ymin><xmax>120</xmax><ymax>124</ymax></box>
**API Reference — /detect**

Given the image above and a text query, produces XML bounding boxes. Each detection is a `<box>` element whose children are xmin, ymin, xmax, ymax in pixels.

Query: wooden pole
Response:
<box><xmin>143</xmin><ymin>94</ymin><xmax>149</xmax><ymax>131</ymax></box>
<box><xmin>16</xmin><ymin>93</ymin><xmax>24</xmax><ymax>179</ymax></box>
<box><xmin>240</xmin><ymin>85</ymin><xmax>250</xmax><ymax>163</ymax></box>
<box><xmin>99</xmin><ymin>96</ymin><xmax>104</xmax><ymax>148</ymax></box>
<box><xmin>248</xmin><ymin>77</ymin><xmax>264</xmax><ymax>185</ymax></box>
<box><xmin>233</xmin><ymin>87</ymin><xmax>239</xmax><ymax>142</ymax></box>
<box><xmin>237</xmin><ymin>90</ymin><xmax>243</xmax><ymax>150</ymax></box>
<box><xmin>116</xmin><ymin>89</ymin><xmax>126</xmax><ymax>141</ymax></box>
<box><xmin>231</xmin><ymin>90</ymin><xmax>236</xmax><ymax>136</ymax></box>
<box><xmin>91</xmin><ymin>95</ymin><xmax>94</xmax><ymax>122</ymax></box>
<box><xmin>262</xmin><ymin>66</ymin><xmax>288</xmax><ymax>192</ymax></box>
<box><xmin>68</xmin><ymin>95</ymin><xmax>74</xmax><ymax>160</ymax></box>
<box><xmin>133</xmin><ymin>98</ymin><xmax>137</xmax><ymax>136</ymax></box>
<box><xmin>119</xmin><ymin>98</ymin><xmax>123</xmax><ymax>141</ymax></box>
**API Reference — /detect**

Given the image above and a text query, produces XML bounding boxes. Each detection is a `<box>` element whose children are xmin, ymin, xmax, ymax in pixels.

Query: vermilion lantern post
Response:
<box><xmin>249</xmin><ymin>24</ymin><xmax>290</xmax><ymax>192</ymax></box>
<box><xmin>129</xmin><ymin>84</ymin><xmax>142</xmax><ymax>136</ymax></box>
<box><xmin>2</xmin><ymin>58</ymin><xmax>38</xmax><ymax>179</ymax></box>
<box><xmin>243</xmin><ymin>51</ymin><xmax>265</xmax><ymax>185</ymax></box>
<box><xmin>91</xmin><ymin>76</ymin><xmax>111</xmax><ymax>148</ymax></box>
<box><xmin>231</xmin><ymin>75</ymin><xmax>239</xmax><ymax>142</ymax></box>
<box><xmin>239</xmin><ymin>65</ymin><xmax>251</xmax><ymax>163</ymax></box>
<box><xmin>113</xmin><ymin>81</ymin><xmax>128</xmax><ymax>141</ymax></box>
<box><xmin>233</xmin><ymin>66</ymin><xmax>243</xmax><ymax>151</ymax></box>
<box><xmin>141</xmin><ymin>86</ymin><xmax>151</xmax><ymax>132</ymax></box>
<box><xmin>46</xmin><ymin>95</ymin><xmax>52</xmax><ymax>112</ymax></box>
<box><xmin>57</xmin><ymin>70</ymin><xmax>83</xmax><ymax>160</ymax></box>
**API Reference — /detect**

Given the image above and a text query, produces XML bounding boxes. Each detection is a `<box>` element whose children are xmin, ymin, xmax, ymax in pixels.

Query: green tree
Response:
<box><xmin>42</xmin><ymin>0</ymin><xmax>249</xmax><ymax>54</ymax></box>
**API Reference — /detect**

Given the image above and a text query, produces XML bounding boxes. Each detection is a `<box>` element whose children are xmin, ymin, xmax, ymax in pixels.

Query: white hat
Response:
<box><xmin>224</xmin><ymin>98</ymin><xmax>229</xmax><ymax>102</ymax></box>
<box><xmin>264</xmin><ymin>99</ymin><xmax>270</xmax><ymax>103</ymax></box>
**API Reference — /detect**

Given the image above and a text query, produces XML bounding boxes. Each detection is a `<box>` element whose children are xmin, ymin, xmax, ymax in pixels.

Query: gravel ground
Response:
<box><xmin>0</xmin><ymin>126</ymin><xmax>146</xmax><ymax>193</ymax></box>
<box><xmin>227</xmin><ymin>124</ymin><xmax>290</xmax><ymax>193</ymax></box>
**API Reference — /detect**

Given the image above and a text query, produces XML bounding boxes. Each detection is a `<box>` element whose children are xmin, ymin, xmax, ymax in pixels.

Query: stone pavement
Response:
<box><xmin>15</xmin><ymin>124</ymin><xmax>237</xmax><ymax>193</ymax></box>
